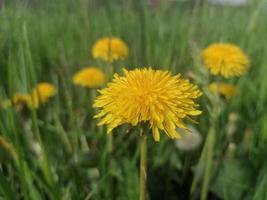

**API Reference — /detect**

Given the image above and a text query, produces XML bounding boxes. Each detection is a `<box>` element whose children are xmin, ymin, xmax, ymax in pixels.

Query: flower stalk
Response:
<box><xmin>139</xmin><ymin>130</ymin><xmax>147</xmax><ymax>200</ymax></box>
<box><xmin>191</xmin><ymin>80</ymin><xmax>221</xmax><ymax>199</ymax></box>
<box><xmin>190</xmin><ymin>118</ymin><xmax>217</xmax><ymax>200</ymax></box>
<box><xmin>200</xmin><ymin>126</ymin><xmax>215</xmax><ymax>200</ymax></box>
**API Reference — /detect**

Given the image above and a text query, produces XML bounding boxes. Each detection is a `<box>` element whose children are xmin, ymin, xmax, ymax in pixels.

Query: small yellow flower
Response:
<box><xmin>1</xmin><ymin>84</ymin><xmax>56</xmax><ymax>110</ymax></box>
<box><xmin>209</xmin><ymin>82</ymin><xmax>238</xmax><ymax>99</ymax></box>
<box><xmin>94</xmin><ymin>68</ymin><xmax>202</xmax><ymax>142</ymax></box>
<box><xmin>1</xmin><ymin>93</ymin><xmax>30</xmax><ymax>110</ymax></box>
<box><xmin>73</xmin><ymin>67</ymin><xmax>106</xmax><ymax>88</ymax></box>
<box><xmin>202</xmin><ymin>43</ymin><xmax>249</xmax><ymax>78</ymax></box>
<box><xmin>27</xmin><ymin>83</ymin><xmax>56</xmax><ymax>109</ymax></box>
<box><xmin>13</xmin><ymin>93</ymin><xmax>31</xmax><ymax>109</ymax></box>
<box><xmin>92</xmin><ymin>37</ymin><xmax>129</xmax><ymax>62</ymax></box>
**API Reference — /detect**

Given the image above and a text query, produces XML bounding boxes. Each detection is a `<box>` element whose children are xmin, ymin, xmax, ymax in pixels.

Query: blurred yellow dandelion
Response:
<box><xmin>202</xmin><ymin>43</ymin><xmax>249</xmax><ymax>78</ymax></box>
<box><xmin>1</xmin><ymin>93</ymin><xmax>30</xmax><ymax>110</ymax></box>
<box><xmin>27</xmin><ymin>83</ymin><xmax>56</xmax><ymax>109</ymax></box>
<box><xmin>209</xmin><ymin>82</ymin><xmax>238</xmax><ymax>99</ymax></box>
<box><xmin>12</xmin><ymin>93</ymin><xmax>31</xmax><ymax>110</ymax></box>
<box><xmin>73</xmin><ymin>67</ymin><xmax>106</xmax><ymax>88</ymax></box>
<box><xmin>93</xmin><ymin>68</ymin><xmax>202</xmax><ymax>142</ymax></box>
<box><xmin>92</xmin><ymin>37</ymin><xmax>129</xmax><ymax>62</ymax></box>
<box><xmin>1</xmin><ymin>84</ymin><xmax>56</xmax><ymax>110</ymax></box>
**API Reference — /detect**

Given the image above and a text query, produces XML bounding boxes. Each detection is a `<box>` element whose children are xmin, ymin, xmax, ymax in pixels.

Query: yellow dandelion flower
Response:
<box><xmin>1</xmin><ymin>93</ymin><xmax>30</xmax><ymax>110</ymax></box>
<box><xmin>27</xmin><ymin>83</ymin><xmax>56</xmax><ymax>109</ymax></box>
<box><xmin>92</xmin><ymin>37</ymin><xmax>129</xmax><ymax>62</ymax></box>
<box><xmin>209</xmin><ymin>82</ymin><xmax>238</xmax><ymax>99</ymax></box>
<box><xmin>12</xmin><ymin>93</ymin><xmax>31</xmax><ymax>110</ymax></box>
<box><xmin>202</xmin><ymin>43</ymin><xmax>249</xmax><ymax>78</ymax></box>
<box><xmin>73</xmin><ymin>67</ymin><xmax>106</xmax><ymax>88</ymax></box>
<box><xmin>93</xmin><ymin>68</ymin><xmax>202</xmax><ymax>142</ymax></box>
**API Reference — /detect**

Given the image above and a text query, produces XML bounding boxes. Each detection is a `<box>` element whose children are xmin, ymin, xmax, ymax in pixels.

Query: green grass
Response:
<box><xmin>0</xmin><ymin>0</ymin><xmax>267</xmax><ymax>199</ymax></box>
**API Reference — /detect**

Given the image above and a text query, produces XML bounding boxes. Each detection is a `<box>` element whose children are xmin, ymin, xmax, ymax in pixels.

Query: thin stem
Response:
<box><xmin>200</xmin><ymin>127</ymin><xmax>215</xmax><ymax>200</ymax></box>
<box><xmin>139</xmin><ymin>133</ymin><xmax>147</xmax><ymax>200</ymax></box>
<box><xmin>190</xmin><ymin>129</ymin><xmax>209</xmax><ymax>197</ymax></box>
<box><xmin>107</xmin><ymin>134</ymin><xmax>113</xmax><ymax>153</ymax></box>
<box><xmin>191</xmin><ymin>79</ymin><xmax>221</xmax><ymax>199</ymax></box>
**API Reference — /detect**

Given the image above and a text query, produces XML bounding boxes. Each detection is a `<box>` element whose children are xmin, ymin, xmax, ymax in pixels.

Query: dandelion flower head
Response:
<box><xmin>73</xmin><ymin>67</ymin><xmax>106</xmax><ymax>88</ymax></box>
<box><xmin>28</xmin><ymin>83</ymin><xmax>56</xmax><ymax>109</ymax></box>
<box><xmin>202</xmin><ymin>43</ymin><xmax>249</xmax><ymax>78</ymax></box>
<box><xmin>209</xmin><ymin>82</ymin><xmax>238</xmax><ymax>99</ymax></box>
<box><xmin>1</xmin><ymin>93</ymin><xmax>30</xmax><ymax>110</ymax></box>
<box><xmin>94</xmin><ymin>68</ymin><xmax>202</xmax><ymax>142</ymax></box>
<box><xmin>92</xmin><ymin>37</ymin><xmax>129</xmax><ymax>62</ymax></box>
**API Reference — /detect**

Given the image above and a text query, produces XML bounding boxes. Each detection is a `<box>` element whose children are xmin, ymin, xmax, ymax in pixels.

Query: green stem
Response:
<box><xmin>191</xmin><ymin>89</ymin><xmax>220</xmax><ymax>199</ymax></box>
<box><xmin>190</xmin><ymin>129</ymin><xmax>209</xmax><ymax>197</ymax></box>
<box><xmin>200</xmin><ymin>127</ymin><xmax>215</xmax><ymax>200</ymax></box>
<box><xmin>139</xmin><ymin>133</ymin><xmax>147</xmax><ymax>200</ymax></box>
<box><xmin>107</xmin><ymin>134</ymin><xmax>113</xmax><ymax>153</ymax></box>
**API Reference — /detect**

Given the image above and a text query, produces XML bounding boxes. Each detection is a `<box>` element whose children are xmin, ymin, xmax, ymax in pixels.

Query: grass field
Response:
<box><xmin>0</xmin><ymin>0</ymin><xmax>267</xmax><ymax>199</ymax></box>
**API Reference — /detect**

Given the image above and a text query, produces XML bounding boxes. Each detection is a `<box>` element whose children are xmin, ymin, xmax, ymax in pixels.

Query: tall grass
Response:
<box><xmin>0</xmin><ymin>0</ymin><xmax>267</xmax><ymax>199</ymax></box>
